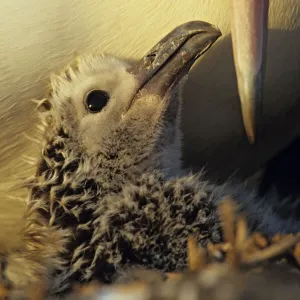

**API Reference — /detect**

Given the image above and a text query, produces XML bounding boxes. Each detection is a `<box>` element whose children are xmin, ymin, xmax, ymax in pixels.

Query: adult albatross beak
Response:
<box><xmin>231</xmin><ymin>0</ymin><xmax>270</xmax><ymax>143</ymax></box>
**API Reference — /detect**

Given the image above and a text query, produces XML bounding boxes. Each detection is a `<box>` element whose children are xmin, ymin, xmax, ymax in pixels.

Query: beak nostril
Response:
<box><xmin>146</xmin><ymin>53</ymin><xmax>157</xmax><ymax>58</ymax></box>
<box><xmin>145</xmin><ymin>52</ymin><xmax>157</xmax><ymax>66</ymax></box>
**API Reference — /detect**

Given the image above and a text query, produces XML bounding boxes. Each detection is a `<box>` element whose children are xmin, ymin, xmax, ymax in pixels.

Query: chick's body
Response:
<box><xmin>22</xmin><ymin>54</ymin><xmax>223</xmax><ymax>291</ymax></box>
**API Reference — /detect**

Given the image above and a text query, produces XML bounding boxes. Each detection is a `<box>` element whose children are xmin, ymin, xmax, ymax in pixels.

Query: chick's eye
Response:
<box><xmin>85</xmin><ymin>90</ymin><xmax>110</xmax><ymax>113</ymax></box>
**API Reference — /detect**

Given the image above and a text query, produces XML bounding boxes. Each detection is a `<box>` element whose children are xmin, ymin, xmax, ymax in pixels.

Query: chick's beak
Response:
<box><xmin>231</xmin><ymin>0</ymin><xmax>269</xmax><ymax>143</ymax></box>
<box><xmin>128</xmin><ymin>21</ymin><xmax>221</xmax><ymax>101</ymax></box>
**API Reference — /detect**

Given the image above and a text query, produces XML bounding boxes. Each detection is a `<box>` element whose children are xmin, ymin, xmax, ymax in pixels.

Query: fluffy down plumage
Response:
<box><xmin>1</xmin><ymin>49</ymin><xmax>299</xmax><ymax>298</ymax></box>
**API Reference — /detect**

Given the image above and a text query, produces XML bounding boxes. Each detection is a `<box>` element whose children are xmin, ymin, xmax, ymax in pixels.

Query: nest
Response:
<box><xmin>2</xmin><ymin>199</ymin><xmax>300</xmax><ymax>300</ymax></box>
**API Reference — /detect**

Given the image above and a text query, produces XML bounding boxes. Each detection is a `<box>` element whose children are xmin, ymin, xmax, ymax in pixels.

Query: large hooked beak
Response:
<box><xmin>128</xmin><ymin>21</ymin><xmax>221</xmax><ymax>101</ymax></box>
<box><xmin>231</xmin><ymin>0</ymin><xmax>270</xmax><ymax>143</ymax></box>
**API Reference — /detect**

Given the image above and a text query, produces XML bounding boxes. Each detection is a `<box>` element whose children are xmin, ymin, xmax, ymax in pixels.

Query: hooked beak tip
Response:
<box><xmin>238</xmin><ymin>71</ymin><xmax>264</xmax><ymax>144</ymax></box>
<box><xmin>231</xmin><ymin>0</ymin><xmax>269</xmax><ymax>144</ymax></box>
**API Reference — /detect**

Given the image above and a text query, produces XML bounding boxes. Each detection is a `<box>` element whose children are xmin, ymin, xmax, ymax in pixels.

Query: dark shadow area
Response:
<box><xmin>180</xmin><ymin>28</ymin><xmax>300</xmax><ymax>183</ymax></box>
<box><xmin>257</xmin><ymin>134</ymin><xmax>300</xmax><ymax>220</ymax></box>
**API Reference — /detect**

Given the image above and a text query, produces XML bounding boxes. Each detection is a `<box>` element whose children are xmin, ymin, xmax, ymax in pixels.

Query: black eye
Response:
<box><xmin>85</xmin><ymin>90</ymin><xmax>110</xmax><ymax>113</ymax></box>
